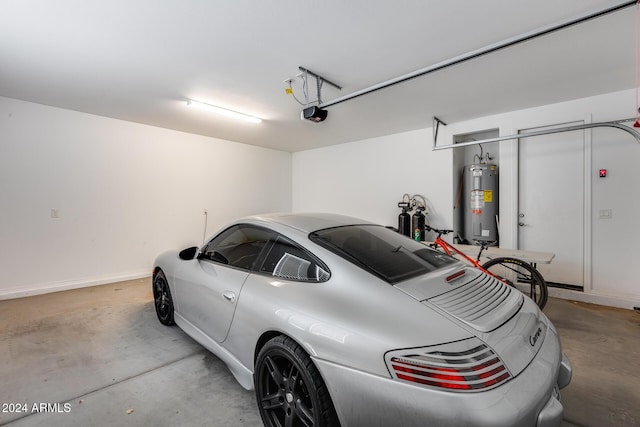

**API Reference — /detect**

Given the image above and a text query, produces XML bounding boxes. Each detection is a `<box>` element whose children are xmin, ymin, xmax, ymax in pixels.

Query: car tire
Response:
<box><xmin>152</xmin><ymin>270</ymin><xmax>175</xmax><ymax>325</ymax></box>
<box><xmin>255</xmin><ymin>335</ymin><xmax>340</xmax><ymax>427</ymax></box>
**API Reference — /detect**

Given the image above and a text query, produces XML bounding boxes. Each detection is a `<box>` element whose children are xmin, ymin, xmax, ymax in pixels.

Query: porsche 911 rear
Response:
<box><xmin>314</xmin><ymin>287</ymin><xmax>571</xmax><ymax>426</ymax></box>
<box><xmin>309</xmin><ymin>223</ymin><xmax>571</xmax><ymax>426</ymax></box>
<box><xmin>333</xmin><ymin>275</ymin><xmax>568</xmax><ymax>426</ymax></box>
<box><xmin>316</xmin><ymin>320</ymin><xmax>570</xmax><ymax>426</ymax></box>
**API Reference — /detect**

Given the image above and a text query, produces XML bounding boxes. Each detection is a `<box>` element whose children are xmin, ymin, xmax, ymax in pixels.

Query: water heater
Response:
<box><xmin>463</xmin><ymin>164</ymin><xmax>498</xmax><ymax>243</ymax></box>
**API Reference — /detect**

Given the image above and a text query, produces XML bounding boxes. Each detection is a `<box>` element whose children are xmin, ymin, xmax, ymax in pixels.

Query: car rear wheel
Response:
<box><xmin>153</xmin><ymin>270</ymin><xmax>175</xmax><ymax>325</ymax></box>
<box><xmin>255</xmin><ymin>335</ymin><xmax>340</xmax><ymax>427</ymax></box>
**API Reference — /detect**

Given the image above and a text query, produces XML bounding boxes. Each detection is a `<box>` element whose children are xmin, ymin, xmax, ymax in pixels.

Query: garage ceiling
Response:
<box><xmin>0</xmin><ymin>1</ymin><xmax>637</xmax><ymax>152</ymax></box>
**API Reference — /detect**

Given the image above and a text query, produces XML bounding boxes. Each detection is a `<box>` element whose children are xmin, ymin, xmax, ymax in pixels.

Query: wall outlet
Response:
<box><xmin>598</xmin><ymin>209</ymin><xmax>612</xmax><ymax>219</ymax></box>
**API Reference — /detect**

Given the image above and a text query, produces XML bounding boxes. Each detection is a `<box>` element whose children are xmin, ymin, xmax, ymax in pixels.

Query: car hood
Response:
<box><xmin>395</xmin><ymin>265</ymin><xmax>547</xmax><ymax>377</ymax></box>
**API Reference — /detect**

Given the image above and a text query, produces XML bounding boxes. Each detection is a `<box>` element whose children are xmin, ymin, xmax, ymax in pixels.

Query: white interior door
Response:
<box><xmin>518</xmin><ymin>123</ymin><xmax>585</xmax><ymax>288</ymax></box>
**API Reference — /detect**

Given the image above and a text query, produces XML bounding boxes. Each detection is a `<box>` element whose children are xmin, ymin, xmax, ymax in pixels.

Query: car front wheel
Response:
<box><xmin>255</xmin><ymin>335</ymin><xmax>340</xmax><ymax>427</ymax></box>
<box><xmin>152</xmin><ymin>270</ymin><xmax>175</xmax><ymax>325</ymax></box>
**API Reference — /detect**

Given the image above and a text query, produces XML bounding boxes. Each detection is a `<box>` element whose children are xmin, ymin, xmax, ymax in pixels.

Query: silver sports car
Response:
<box><xmin>152</xmin><ymin>213</ymin><xmax>572</xmax><ymax>427</ymax></box>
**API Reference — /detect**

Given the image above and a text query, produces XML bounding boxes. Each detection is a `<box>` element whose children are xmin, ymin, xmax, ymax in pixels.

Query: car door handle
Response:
<box><xmin>222</xmin><ymin>291</ymin><xmax>236</xmax><ymax>303</ymax></box>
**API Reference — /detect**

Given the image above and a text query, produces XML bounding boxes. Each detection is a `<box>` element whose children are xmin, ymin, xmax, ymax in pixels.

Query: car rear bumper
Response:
<box><xmin>315</xmin><ymin>326</ymin><xmax>571</xmax><ymax>427</ymax></box>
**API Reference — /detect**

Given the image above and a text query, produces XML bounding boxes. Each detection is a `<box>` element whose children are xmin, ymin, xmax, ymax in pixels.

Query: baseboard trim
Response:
<box><xmin>0</xmin><ymin>271</ymin><xmax>152</xmax><ymax>300</ymax></box>
<box><xmin>548</xmin><ymin>287</ymin><xmax>640</xmax><ymax>311</ymax></box>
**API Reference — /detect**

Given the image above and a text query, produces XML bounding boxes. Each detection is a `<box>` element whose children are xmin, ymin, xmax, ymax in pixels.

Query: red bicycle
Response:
<box><xmin>425</xmin><ymin>225</ymin><xmax>548</xmax><ymax>309</ymax></box>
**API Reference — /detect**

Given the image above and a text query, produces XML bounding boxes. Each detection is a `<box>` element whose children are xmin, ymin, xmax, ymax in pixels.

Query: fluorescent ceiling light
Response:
<box><xmin>186</xmin><ymin>99</ymin><xmax>262</xmax><ymax>123</ymax></box>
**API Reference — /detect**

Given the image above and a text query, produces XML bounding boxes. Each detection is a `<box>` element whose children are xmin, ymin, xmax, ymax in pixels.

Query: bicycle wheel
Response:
<box><xmin>482</xmin><ymin>257</ymin><xmax>548</xmax><ymax>310</ymax></box>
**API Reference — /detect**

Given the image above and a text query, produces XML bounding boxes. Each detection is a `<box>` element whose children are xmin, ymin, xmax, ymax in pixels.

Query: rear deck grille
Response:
<box><xmin>428</xmin><ymin>273</ymin><xmax>523</xmax><ymax>332</ymax></box>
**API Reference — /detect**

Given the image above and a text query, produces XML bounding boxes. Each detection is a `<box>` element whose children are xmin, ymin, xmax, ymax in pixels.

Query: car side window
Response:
<box><xmin>259</xmin><ymin>236</ymin><xmax>330</xmax><ymax>282</ymax></box>
<box><xmin>200</xmin><ymin>225</ymin><xmax>272</xmax><ymax>271</ymax></box>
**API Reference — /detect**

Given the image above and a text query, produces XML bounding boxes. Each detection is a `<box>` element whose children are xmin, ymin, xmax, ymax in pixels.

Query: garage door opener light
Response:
<box><xmin>186</xmin><ymin>99</ymin><xmax>262</xmax><ymax>124</ymax></box>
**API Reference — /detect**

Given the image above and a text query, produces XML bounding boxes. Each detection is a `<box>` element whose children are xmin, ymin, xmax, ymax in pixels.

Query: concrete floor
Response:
<box><xmin>0</xmin><ymin>279</ymin><xmax>638</xmax><ymax>427</ymax></box>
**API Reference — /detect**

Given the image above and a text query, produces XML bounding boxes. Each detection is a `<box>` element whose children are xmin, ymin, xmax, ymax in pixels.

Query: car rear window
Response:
<box><xmin>309</xmin><ymin>225</ymin><xmax>456</xmax><ymax>284</ymax></box>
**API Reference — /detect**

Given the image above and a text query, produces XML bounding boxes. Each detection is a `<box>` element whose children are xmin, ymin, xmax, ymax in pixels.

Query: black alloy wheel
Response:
<box><xmin>255</xmin><ymin>336</ymin><xmax>340</xmax><ymax>427</ymax></box>
<box><xmin>153</xmin><ymin>270</ymin><xmax>175</xmax><ymax>325</ymax></box>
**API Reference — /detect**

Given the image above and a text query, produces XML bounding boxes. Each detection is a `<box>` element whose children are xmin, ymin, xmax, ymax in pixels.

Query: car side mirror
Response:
<box><xmin>178</xmin><ymin>246</ymin><xmax>199</xmax><ymax>261</ymax></box>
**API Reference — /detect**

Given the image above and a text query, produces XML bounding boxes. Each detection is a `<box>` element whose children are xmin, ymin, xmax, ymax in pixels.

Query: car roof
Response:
<box><xmin>245</xmin><ymin>212</ymin><xmax>375</xmax><ymax>234</ymax></box>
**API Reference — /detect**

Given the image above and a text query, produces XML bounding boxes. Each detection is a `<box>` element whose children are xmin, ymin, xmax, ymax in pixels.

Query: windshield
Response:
<box><xmin>310</xmin><ymin>225</ymin><xmax>457</xmax><ymax>284</ymax></box>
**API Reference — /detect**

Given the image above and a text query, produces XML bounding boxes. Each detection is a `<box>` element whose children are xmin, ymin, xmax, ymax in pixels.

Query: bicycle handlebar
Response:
<box><xmin>424</xmin><ymin>225</ymin><xmax>454</xmax><ymax>236</ymax></box>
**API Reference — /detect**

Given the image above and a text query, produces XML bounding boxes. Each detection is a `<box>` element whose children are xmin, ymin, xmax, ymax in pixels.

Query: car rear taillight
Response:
<box><xmin>386</xmin><ymin>339</ymin><xmax>511</xmax><ymax>392</ymax></box>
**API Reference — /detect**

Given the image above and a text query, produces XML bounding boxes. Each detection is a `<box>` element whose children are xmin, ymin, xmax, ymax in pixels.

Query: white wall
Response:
<box><xmin>0</xmin><ymin>97</ymin><xmax>291</xmax><ymax>298</ymax></box>
<box><xmin>293</xmin><ymin>89</ymin><xmax>640</xmax><ymax>309</ymax></box>
<box><xmin>591</xmin><ymin>125</ymin><xmax>638</xmax><ymax>298</ymax></box>
<box><xmin>292</xmin><ymin>129</ymin><xmax>454</xmax><ymax>229</ymax></box>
